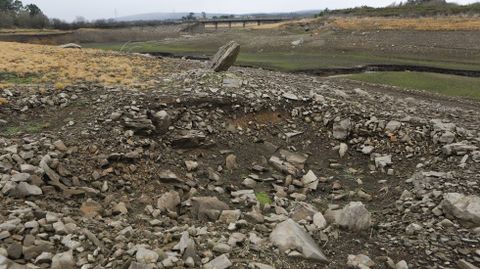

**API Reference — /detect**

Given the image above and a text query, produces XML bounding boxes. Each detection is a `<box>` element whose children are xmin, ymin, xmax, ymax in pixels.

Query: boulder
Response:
<box><xmin>209</xmin><ymin>41</ymin><xmax>240</xmax><ymax>72</ymax></box>
<box><xmin>442</xmin><ymin>142</ymin><xmax>478</xmax><ymax>156</ymax></box>
<box><xmin>375</xmin><ymin>155</ymin><xmax>392</xmax><ymax>169</ymax></box>
<box><xmin>302</xmin><ymin>170</ymin><xmax>319</xmax><ymax>190</ymax></box>
<box><xmin>347</xmin><ymin>254</ymin><xmax>375</xmax><ymax>268</ymax></box>
<box><xmin>269</xmin><ymin>219</ymin><xmax>328</xmax><ymax>262</ymax></box>
<box><xmin>327</xmin><ymin>202</ymin><xmax>372</xmax><ymax>231</ymax></box>
<box><xmin>203</xmin><ymin>254</ymin><xmax>232</xmax><ymax>269</ymax></box>
<box><xmin>58</xmin><ymin>43</ymin><xmax>82</xmax><ymax>49</ymax></box>
<box><xmin>457</xmin><ymin>259</ymin><xmax>479</xmax><ymax>269</ymax></box>
<box><xmin>442</xmin><ymin>193</ymin><xmax>480</xmax><ymax>226</ymax></box>
<box><xmin>191</xmin><ymin>196</ymin><xmax>229</xmax><ymax>221</ymax></box>
<box><xmin>15</xmin><ymin>182</ymin><xmax>42</xmax><ymax>197</ymax></box>
<box><xmin>51</xmin><ymin>250</ymin><xmax>75</xmax><ymax>269</ymax></box>
<box><xmin>333</xmin><ymin>118</ymin><xmax>351</xmax><ymax>140</ymax></box>
<box><xmin>385</xmin><ymin>120</ymin><xmax>401</xmax><ymax>132</ymax></box>
<box><xmin>0</xmin><ymin>254</ymin><xmax>26</xmax><ymax>269</ymax></box>
<box><xmin>157</xmin><ymin>191</ymin><xmax>181</xmax><ymax>212</ymax></box>
<box><xmin>136</xmin><ymin>248</ymin><xmax>159</xmax><ymax>264</ymax></box>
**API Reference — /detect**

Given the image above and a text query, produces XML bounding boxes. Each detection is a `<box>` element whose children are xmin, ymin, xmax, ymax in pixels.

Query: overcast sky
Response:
<box><xmin>22</xmin><ymin>0</ymin><xmax>478</xmax><ymax>21</ymax></box>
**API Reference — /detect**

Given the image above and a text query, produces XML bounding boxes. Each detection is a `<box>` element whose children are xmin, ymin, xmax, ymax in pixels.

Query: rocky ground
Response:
<box><xmin>0</xmin><ymin>57</ymin><xmax>480</xmax><ymax>269</ymax></box>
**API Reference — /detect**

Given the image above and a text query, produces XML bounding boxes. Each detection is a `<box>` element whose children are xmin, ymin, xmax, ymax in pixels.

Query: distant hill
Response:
<box><xmin>115</xmin><ymin>10</ymin><xmax>321</xmax><ymax>22</ymax></box>
<box><xmin>317</xmin><ymin>1</ymin><xmax>480</xmax><ymax>17</ymax></box>
<box><xmin>115</xmin><ymin>12</ymin><xmax>223</xmax><ymax>22</ymax></box>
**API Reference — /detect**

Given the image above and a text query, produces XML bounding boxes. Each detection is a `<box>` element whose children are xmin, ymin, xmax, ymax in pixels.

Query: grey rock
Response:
<box><xmin>53</xmin><ymin>140</ymin><xmax>68</xmax><ymax>151</ymax></box>
<box><xmin>35</xmin><ymin>252</ymin><xmax>53</xmax><ymax>264</ymax></box>
<box><xmin>333</xmin><ymin>118</ymin><xmax>351</xmax><ymax>140</ymax></box>
<box><xmin>269</xmin><ymin>156</ymin><xmax>299</xmax><ymax>176</ymax></box>
<box><xmin>136</xmin><ymin>248</ymin><xmax>159</xmax><ymax>264</ymax></box>
<box><xmin>396</xmin><ymin>260</ymin><xmax>409</xmax><ymax>269</ymax></box>
<box><xmin>172</xmin><ymin>130</ymin><xmax>206</xmax><ymax>148</ymax></box>
<box><xmin>219</xmin><ymin>210</ymin><xmax>241</xmax><ymax>223</ymax></box>
<box><xmin>375</xmin><ymin>155</ymin><xmax>392</xmax><ymax>169</ymax></box>
<box><xmin>442</xmin><ymin>142</ymin><xmax>478</xmax><ymax>156</ymax></box>
<box><xmin>173</xmin><ymin>231</ymin><xmax>192</xmax><ymax>254</ymax></box>
<box><xmin>302</xmin><ymin>170</ymin><xmax>318</xmax><ymax>190</ymax></box>
<box><xmin>269</xmin><ymin>219</ymin><xmax>328</xmax><ymax>262</ymax></box>
<box><xmin>472</xmin><ymin>151</ymin><xmax>480</xmax><ymax>162</ymax></box>
<box><xmin>0</xmin><ymin>254</ymin><xmax>26</xmax><ymax>269</ymax></box>
<box><xmin>7</xmin><ymin>243</ymin><xmax>22</xmax><ymax>260</ymax></box>
<box><xmin>347</xmin><ymin>254</ymin><xmax>375</xmax><ymax>268</ymax></box>
<box><xmin>385</xmin><ymin>120</ymin><xmax>401</xmax><ymax>132</ymax></box>
<box><xmin>223</xmin><ymin>77</ymin><xmax>243</xmax><ymax>88</ymax></box>
<box><xmin>203</xmin><ymin>254</ymin><xmax>232</xmax><ymax>269</ymax></box>
<box><xmin>152</xmin><ymin>110</ymin><xmax>171</xmax><ymax>134</ymax></box>
<box><xmin>290</xmin><ymin>202</ymin><xmax>318</xmax><ymax>222</ymax></box>
<box><xmin>251</xmin><ymin>263</ymin><xmax>275</xmax><ymax>269</ymax></box>
<box><xmin>279</xmin><ymin>150</ymin><xmax>308</xmax><ymax>169</ymax></box>
<box><xmin>339</xmin><ymin>143</ymin><xmax>348</xmax><ymax>158</ymax></box>
<box><xmin>213</xmin><ymin>243</ymin><xmax>231</xmax><ymax>253</ymax></box>
<box><xmin>225</xmin><ymin>154</ymin><xmax>238</xmax><ymax>170</ymax></box>
<box><xmin>191</xmin><ymin>196</ymin><xmax>229</xmax><ymax>221</ymax></box>
<box><xmin>157</xmin><ymin>191</ymin><xmax>181</xmax><ymax>212</ymax></box>
<box><xmin>210</xmin><ymin>41</ymin><xmax>240</xmax><ymax>72</ymax></box>
<box><xmin>442</xmin><ymin>193</ymin><xmax>480</xmax><ymax>226</ymax></box>
<box><xmin>458</xmin><ymin>259</ymin><xmax>479</xmax><ymax>269</ymax></box>
<box><xmin>328</xmin><ymin>202</ymin><xmax>372</xmax><ymax>231</ymax></box>
<box><xmin>185</xmin><ymin>160</ymin><xmax>199</xmax><ymax>171</ymax></box>
<box><xmin>15</xmin><ymin>182</ymin><xmax>42</xmax><ymax>197</ymax></box>
<box><xmin>10</xmin><ymin>173</ymin><xmax>30</xmax><ymax>182</ymax></box>
<box><xmin>129</xmin><ymin>262</ymin><xmax>155</xmax><ymax>269</ymax></box>
<box><xmin>58</xmin><ymin>43</ymin><xmax>82</xmax><ymax>49</ymax></box>
<box><xmin>313</xmin><ymin>212</ymin><xmax>327</xmax><ymax>230</ymax></box>
<box><xmin>362</xmin><ymin>146</ymin><xmax>374</xmax><ymax>155</ymax></box>
<box><xmin>282</xmin><ymin>92</ymin><xmax>299</xmax><ymax>101</ymax></box>
<box><xmin>51</xmin><ymin>250</ymin><xmax>75</xmax><ymax>269</ymax></box>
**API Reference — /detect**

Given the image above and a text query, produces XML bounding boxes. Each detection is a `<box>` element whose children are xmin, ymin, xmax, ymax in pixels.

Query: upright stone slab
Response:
<box><xmin>209</xmin><ymin>41</ymin><xmax>240</xmax><ymax>72</ymax></box>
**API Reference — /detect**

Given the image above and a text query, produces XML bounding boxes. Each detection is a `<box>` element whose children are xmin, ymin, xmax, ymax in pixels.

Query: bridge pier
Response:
<box><xmin>199</xmin><ymin>18</ymin><xmax>287</xmax><ymax>30</ymax></box>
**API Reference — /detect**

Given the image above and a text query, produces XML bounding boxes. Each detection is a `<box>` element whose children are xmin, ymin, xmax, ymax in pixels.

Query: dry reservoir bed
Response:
<box><xmin>0</xmin><ymin>51</ymin><xmax>480</xmax><ymax>269</ymax></box>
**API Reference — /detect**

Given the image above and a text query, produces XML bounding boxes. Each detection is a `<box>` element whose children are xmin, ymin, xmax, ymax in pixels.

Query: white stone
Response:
<box><xmin>136</xmin><ymin>248</ymin><xmax>159</xmax><ymax>264</ymax></box>
<box><xmin>442</xmin><ymin>193</ymin><xmax>480</xmax><ymax>225</ymax></box>
<box><xmin>51</xmin><ymin>250</ymin><xmax>75</xmax><ymax>269</ymax></box>
<box><xmin>347</xmin><ymin>254</ymin><xmax>375</xmax><ymax>268</ymax></box>
<box><xmin>203</xmin><ymin>254</ymin><xmax>232</xmax><ymax>269</ymax></box>
<box><xmin>270</xmin><ymin>219</ymin><xmax>328</xmax><ymax>262</ymax></box>
<box><xmin>313</xmin><ymin>212</ymin><xmax>327</xmax><ymax>230</ymax></box>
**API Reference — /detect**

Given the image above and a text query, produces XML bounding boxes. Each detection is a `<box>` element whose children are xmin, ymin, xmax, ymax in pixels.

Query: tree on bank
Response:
<box><xmin>0</xmin><ymin>0</ymin><xmax>49</xmax><ymax>28</ymax></box>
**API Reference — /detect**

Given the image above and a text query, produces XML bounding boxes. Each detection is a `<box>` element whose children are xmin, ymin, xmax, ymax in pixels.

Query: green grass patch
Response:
<box><xmin>86</xmin><ymin>41</ymin><xmax>480</xmax><ymax>72</ymax></box>
<box><xmin>2</xmin><ymin>122</ymin><xmax>46</xmax><ymax>137</ymax></box>
<box><xmin>255</xmin><ymin>192</ymin><xmax>273</xmax><ymax>206</ymax></box>
<box><xmin>344</xmin><ymin>71</ymin><xmax>480</xmax><ymax>100</ymax></box>
<box><xmin>0</xmin><ymin>72</ymin><xmax>39</xmax><ymax>84</ymax></box>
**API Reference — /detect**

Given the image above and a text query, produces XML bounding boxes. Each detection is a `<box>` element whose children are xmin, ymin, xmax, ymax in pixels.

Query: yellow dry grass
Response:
<box><xmin>329</xmin><ymin>16</ymin><xmax>480</xmax><ymax>31</ymax></box>
<box><xmin>0</xmin><ymin>41</ymin><xmax>170</xmax><ymax>88</ymax></box>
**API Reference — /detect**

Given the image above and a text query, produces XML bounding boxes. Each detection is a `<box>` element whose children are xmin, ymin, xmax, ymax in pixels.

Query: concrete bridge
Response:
<box><xmin>196</xmin><ymin>18</ymin><xmax>289</xmax><ymax>30</ymax></box>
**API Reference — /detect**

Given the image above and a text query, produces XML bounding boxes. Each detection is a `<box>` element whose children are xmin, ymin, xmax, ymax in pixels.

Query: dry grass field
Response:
<box><xmin>330</xmin><ymin>16</ymin><xmax>480</xmax><ymax>31</ymax></box>
<box><xmin>259</xmin><ymin>16</ymin><xmax>480</xmax><ymax>31</ymax></box>
<box><xmin>0</xmin><ymin>41</ymin><xmax>171</xmax><ymax>89</ymax></box>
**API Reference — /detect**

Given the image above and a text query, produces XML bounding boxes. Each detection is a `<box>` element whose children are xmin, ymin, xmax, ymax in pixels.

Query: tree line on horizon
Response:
<box><xmin>1</xmin><ymin>0</ymin><xmax>480</xmax><ymax>30</ymax></box>
<box><xmin>0</xmin><ymin>0</ymin><xmax>49</xmax><ymax>28</ymax></box>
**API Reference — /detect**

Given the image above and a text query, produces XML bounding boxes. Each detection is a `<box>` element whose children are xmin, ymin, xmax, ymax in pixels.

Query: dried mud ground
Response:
<box><xmin>0</xmin><ymin>57</ymin><xmax>479</xmax><ymax>269</ymax></box>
